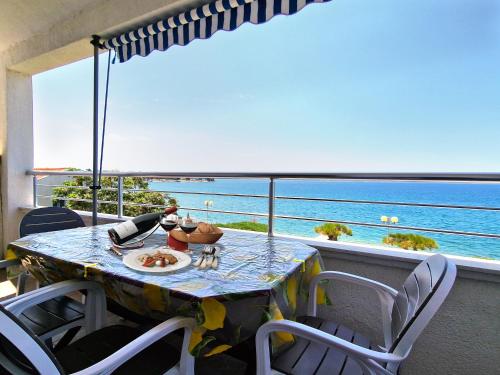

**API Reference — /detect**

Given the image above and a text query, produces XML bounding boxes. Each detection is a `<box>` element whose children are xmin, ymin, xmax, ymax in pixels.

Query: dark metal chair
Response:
<box><xmin>19</xmin><ymin>206</ymin><xmax>85</xmax><ymax>237</ymax></box>
<box><xmin>256</xmin><ymin>254</ymin><xmax>457</xmax><ymax>375</ymax></box>
<box><xmin>1</xmin><ymin>207</ymin><xmax>87</xmax><ymax>350</ymax></box>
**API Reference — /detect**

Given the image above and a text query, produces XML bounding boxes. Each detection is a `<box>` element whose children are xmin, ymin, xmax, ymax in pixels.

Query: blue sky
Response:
<box><xmin>33</xmin><ymin>0</ymin><xmax>500</xmax><ymax>172</ymax></box>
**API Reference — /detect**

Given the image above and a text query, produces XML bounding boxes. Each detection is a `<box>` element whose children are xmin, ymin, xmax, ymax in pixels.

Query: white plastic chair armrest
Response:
<box><xmin>256</xmin><ymin>319</ymin><xmax>404</xmax><ymax>375</ymax></box>
<box><xmin>308</xmin><ymin>271</ymin><xmax>398</xmax><ymax>349</ymax></box>
<box><xmin>6</xmin><ymin>280</ymin><xmax>106</xmax><ymax>332</ymax></box>
<box><xmin>71</xmin><ymin>317</ymin><xmax>197</xmax><ymax>375</ymax></box>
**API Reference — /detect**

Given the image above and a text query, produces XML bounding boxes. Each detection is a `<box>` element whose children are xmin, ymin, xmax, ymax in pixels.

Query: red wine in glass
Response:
<box><xmin>159</xmin><ymin>216</ymin><xmax>178</xmax><ymax>232</ymax></box>
<box><xmin>180</xmin><ymin>214</ymin><xmax>198</xmax><ymax>253</ymax></box>
<box><xmin>159</xmin><ymin>215</ymin><xmax>178</xmax><ymax>249</ymax></box>
<box><xmin>179</xmin><ymin>223</ymin><xmax>198</xmax><ymax>234</ymax></box>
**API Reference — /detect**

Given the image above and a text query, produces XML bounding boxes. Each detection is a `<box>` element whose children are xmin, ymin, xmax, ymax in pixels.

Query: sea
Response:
<box><xmin>149</xmin><ymin>179</ymin><xmax>500</xmax><ymax>260</ymax></box>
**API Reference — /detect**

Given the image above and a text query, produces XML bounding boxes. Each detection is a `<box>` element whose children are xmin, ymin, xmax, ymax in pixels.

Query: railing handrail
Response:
<box><xmin>28</xmin><ymin>170</ymin><xmax>500</xmax><ymax>182</ymax></box>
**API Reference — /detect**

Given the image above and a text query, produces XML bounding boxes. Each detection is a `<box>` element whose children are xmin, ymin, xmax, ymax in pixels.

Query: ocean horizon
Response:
<box><xmin>150</xmin><ymin>179</ymin><xmax>500</xmax><ymax>260</ymax></box>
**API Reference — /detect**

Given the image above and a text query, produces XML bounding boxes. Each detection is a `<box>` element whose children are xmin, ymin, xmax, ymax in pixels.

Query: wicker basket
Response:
<box><xmin>169</xmin><ymin>224</ymin><xmax>223</xmax><ymax>244</ymax></box>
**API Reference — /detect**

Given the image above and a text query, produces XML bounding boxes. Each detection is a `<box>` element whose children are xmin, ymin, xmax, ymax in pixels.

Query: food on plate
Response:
<box><xmin>138</xmin><ymin>251</ymin><xmax>178</xmax><ymax>268</ymax></box>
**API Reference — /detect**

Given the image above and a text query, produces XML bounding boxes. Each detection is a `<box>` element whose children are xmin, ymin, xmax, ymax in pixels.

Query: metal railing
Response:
<box><xmin>28</xmin><ymin>170</ymin><xmax>500</xmax><ymax>239</ymax></box>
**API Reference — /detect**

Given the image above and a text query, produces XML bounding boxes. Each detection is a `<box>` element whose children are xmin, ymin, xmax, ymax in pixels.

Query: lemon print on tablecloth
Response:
<box><xmin>316</xmin><ymin>284</ymin><xmax>327</xmax><ymax>304</ymax></box>
<box><xmin>308</xmin><ymin>257</ymin><xmax>328</xmax><ymax>305</ymax></box>
<box><xmin>302</xmin><ymin>257</ymin><xmax>322</xmax><ymax>284</ymax></box>
<box><xmin>204</xmin><ymin>344</ymin><xmax>233</xmax><ymax>357</ymax></box>
<box><xmin>201</xmin><ymin>298</ymin><xmax>226</xmax><ymax>330</ymax></box>
<box><xmin>269</xmin><ymin>300</ymin><xmax>294</xmax><ymax>345</ymax></box>
<box><xmin>4</xmin><ymin>247</ymin><xmax>23</xmax><ymax>279</ymax></box>
<box><xmin>189</xmin><ymin>326</ymin><xmax>207</xmax><ymax>352</ymax></box>
<box><xmin>311</xmin><ymin>258</ymin><xmax>322</xmax><ymax>278</ymax></box>
<box><xmin>5</xmin><ymin>248</ymin><xmax>17</xmax><ymax>260</ymax></box>
<box><xmin>189</xmin><ymin>331</ymin><xmax>216</xmax><ymax>357</ymax></box>
<box><xmin>143</xmin><ymin>283</ymin><xmax>168</xmax><ymax>311</ymax></box>
<box><xmin>259</xmin><ymin>273</ymin><xmax>284</xmax><ymax>283</ymax></box>
<box><xmin>286</xmin><ymin>275</ymin><xmax>298</xmax><ymax>311</ymax></box>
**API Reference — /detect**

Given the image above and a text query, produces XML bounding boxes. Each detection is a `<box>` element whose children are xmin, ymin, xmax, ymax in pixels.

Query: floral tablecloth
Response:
<box><xmin>8</xmin><ymin>224</ymin><xmax>328</xmax><ymax>357</ymax></box>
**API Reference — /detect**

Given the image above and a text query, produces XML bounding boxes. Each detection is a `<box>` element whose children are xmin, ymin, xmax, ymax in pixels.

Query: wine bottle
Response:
<box><xmin>108</xmin><ymin>207</ymin><xmax>177</xmax><ymax>245</ymax></box>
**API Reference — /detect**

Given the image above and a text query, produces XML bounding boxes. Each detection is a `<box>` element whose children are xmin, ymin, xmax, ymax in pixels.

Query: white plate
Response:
<box><xmin>123</xmin><ymin>247</ymin><xmax>191</xmax><ymax>273</ymax></box>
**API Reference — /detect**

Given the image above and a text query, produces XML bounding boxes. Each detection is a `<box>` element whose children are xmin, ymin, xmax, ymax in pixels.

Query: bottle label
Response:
<box><xmin>113</xmin><ymin>220</ymin><xmax>138</xmax><ymax>239</ymax></box>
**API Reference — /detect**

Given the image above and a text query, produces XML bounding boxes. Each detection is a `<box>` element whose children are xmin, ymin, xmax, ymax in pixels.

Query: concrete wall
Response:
<box><xmin>0</xmin><ymin>70</ymin><xmax>33</xmax><ymax>249</ymax></box>
<box><xmin>312</xmin><ymin>245</ymin><xmax>500</xmax><ymax>375</ymax></box>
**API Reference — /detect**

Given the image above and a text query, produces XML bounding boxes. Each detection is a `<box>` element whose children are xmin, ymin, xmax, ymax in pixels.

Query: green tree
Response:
<box><xmin>52</xmin><ymin>175</ymin><xmax>177</xmax><ymax>217</ymax></box>
<box><xmin>314</xmin><ymin>223</ymin><xmax>353</xmax><ymax>241</ymax></box>
<box><xmin>383</xmin><ymin>233</ymin><xmax>438</xmax><ymax>251</ymax></box>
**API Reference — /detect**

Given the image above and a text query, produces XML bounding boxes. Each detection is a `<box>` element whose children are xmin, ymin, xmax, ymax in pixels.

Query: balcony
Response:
<box><xmin>1</xmin><ymin>1</ymin><xmax>499</xmax><ymax>373</ymax></box>
<box><xmin>16</xmin><ymin>169</ymin><xmax>500</xmax><ymax>374</ymax></box>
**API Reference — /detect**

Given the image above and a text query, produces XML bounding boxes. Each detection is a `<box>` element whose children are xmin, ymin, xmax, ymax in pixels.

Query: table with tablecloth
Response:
<box><xmin>8</xmin><ymin>225</ymin><xmax>329</xmax><ymax>357</ymax></box>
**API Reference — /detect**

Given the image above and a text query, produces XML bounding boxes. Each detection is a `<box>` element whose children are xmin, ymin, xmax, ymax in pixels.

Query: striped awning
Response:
<box><xmin>101</xmin><ymin>0</ymin><xmax>330</xmax><ymax>63</ymax></box>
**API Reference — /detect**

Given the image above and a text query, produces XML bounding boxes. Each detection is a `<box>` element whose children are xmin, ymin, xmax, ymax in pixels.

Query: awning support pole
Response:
<box><xmin>91</xmin><ymin>36</ymin><xmax>100</xmax><ymax>225</ymax></box>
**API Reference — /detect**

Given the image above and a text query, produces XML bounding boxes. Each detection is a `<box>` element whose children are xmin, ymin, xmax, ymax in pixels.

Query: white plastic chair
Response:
<box><xmin>256</xmin><ymin>254</ymin><xmax>456</xmax><ymax>375</ymax></box>
<box><xmin>0</xmin><ymin>280</ymin><xmax>196</xmax><ymax>375</ymax></box>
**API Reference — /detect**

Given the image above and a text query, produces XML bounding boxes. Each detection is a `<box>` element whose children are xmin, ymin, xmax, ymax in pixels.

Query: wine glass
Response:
<box><xmin>179</xmin><ymin>213</ymin><xmax>198</xmax><ymax>253</ymax></box>
<box><xmin>159</xmin><ymin>213</ymin><xmax>178</xmax><ymax>244</ymax></box>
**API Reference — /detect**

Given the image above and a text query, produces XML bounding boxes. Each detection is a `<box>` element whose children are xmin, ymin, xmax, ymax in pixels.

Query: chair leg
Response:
<box><xmin>54</xmin><ymin>327</ymin><xmax>81</xmax><ymax>351</ymax></box>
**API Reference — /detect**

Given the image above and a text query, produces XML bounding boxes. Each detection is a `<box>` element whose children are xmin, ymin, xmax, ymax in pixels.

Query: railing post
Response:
<box><xmin>268</xmin><ymin>177</ymin><xmax>275</xmax><ymax>237</ymax></box>
<box><xmin>117</xmin><ymin>176</ymin><xmax>124</xmax><ymax>218</ymax></box>
<box><xmin>32</xmin><ymin>175</ymin><xmax>38</xmax><ymax>207</ymax></box>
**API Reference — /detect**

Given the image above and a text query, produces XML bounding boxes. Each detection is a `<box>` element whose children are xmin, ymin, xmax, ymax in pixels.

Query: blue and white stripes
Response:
<box><xmin>102</xmin><ymin>0</ymin><xmax>331</xmax><ymax>63</ymax></box>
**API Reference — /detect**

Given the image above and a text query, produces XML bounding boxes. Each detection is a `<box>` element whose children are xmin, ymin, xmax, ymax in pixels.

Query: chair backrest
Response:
<box><xmin>0</xmin><ymin>305</ymin><xmax>63</xmax><ymax>374</ymax></box>
<box><xmin>20</xmin><ymin>207</ymin><xmax>85</xmax><ymax>237</ymax></box>
<box><xmin>389</xmin><ymin>254</ymin><xmax>456</xmax><ymax>362</ymax></box>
